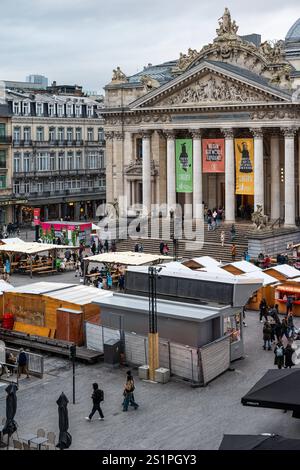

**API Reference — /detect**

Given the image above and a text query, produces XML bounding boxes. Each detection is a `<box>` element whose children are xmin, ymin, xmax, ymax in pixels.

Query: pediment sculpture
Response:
<box><xmin>216</xmin><ymin>7</ymin><xmax>239</xmax><ymax>38</ymax></box>
<box><xmin>157</xmin><ymin>74</ymin><xmax>273</xmax><ymax>106</ymax></box>
<box><xmin>111</xmin><ymin>67</ymin><xmax>128</xmax><ymax>83</ymax></box>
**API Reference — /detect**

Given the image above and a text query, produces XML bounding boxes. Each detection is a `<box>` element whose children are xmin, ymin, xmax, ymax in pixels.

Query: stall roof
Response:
<box><xmin>222</xmin><ymin>261</ymin><xmax>262</xmax><ymax>273</ymax></box>
<box><xmin>86</xmin><ymin>251</ymin><xmax>172</xmax><ymax>266</ymax></box>
<box><xmin>93</xmin><ymin>293</ymin><xmax>235</xmax><ymax>323</ymax></box>
<box><xmin>12</xmin><ymin>282</ymin><xmax>76</xmax><ymax>295</ymax></box>
<box><xmin>0</xmin><ymin>238</ymin><xmax>26</xmax><ymax>245</ymax></box>
<box><xmin>127</xmin><ymin>264</ymin><xmax>262</xmax><ymax>285</ymax></box>
<box><xmin>265</xmin><ymin>264</ymin><xmax>300</xmax><ymax>279</ymax></box>
<box><xmin>190</xmin><ymin>256</ymin><xmax>222</xmax><ymax>269</ymax></box>
<box><xmin>0</xmin><ymin>280</ymin><xmax>15</xmax><ymax>294</ymax></box>
<box><xmin>240</xmin><ymin>271</ymin><xmax>278</xmax><ymax>286</ymax></box>
<box><xmin>45</xmin><ymin>285</ymin><xmax>112</xmax><ymax>305</ymax></box>
<box><xmin>0</xmin><ymin>241</ymin><xmax>78</xmax><ymax>254</ymax></box>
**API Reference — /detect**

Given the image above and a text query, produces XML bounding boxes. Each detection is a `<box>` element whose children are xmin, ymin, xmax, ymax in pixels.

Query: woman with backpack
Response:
<box><xmin>274</xmin><ymin>341</ymin><xmax>285</xmax><ymax>369</ymax></box>
<box><xmin>123</xmin><ymin>371</ymin><xmax>139</xmax><ymax>412</ymax></box>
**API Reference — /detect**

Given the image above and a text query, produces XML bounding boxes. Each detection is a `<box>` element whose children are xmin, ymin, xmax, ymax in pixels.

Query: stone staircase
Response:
<box><xmin>116</xmin><ymin>220</ymin><xmax>252</xmax><ymax>263</ymax></box>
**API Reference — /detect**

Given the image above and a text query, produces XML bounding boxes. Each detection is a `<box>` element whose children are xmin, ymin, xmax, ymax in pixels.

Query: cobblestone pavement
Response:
<box><xmin>1</xmin><ymin>311</ymin><xmax>300</xmax><ymax>450</ymax></box>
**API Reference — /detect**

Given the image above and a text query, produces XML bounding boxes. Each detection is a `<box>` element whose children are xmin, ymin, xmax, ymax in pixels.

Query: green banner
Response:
<box><xmin>176</xmin><ymin>139</ymin><xmax>193</xmax><ymax>193</ymax></box>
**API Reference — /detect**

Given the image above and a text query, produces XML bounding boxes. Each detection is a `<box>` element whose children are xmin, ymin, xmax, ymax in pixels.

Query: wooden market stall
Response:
<box><xmin>41</xmin><ymin>221</ymin><xmax>92</xmax><ymax>246</ymax></box>
<box><xmin>3</xmin><ymin>282</ymin><xmax>112</xmax><ymax>345</ymax></box>
<box><xmin>84</xmin><ymin>251</ymin><xmax>172</xmax><ymax>286</ymax></box>
<box><xmin>274</xmin><ymin>280</ymin><xmax>300</xmax><ymax>316</ymax></box>
<box><xmin>264</xmin><ymin>264</ymin><xmax>300</xmax><ymax>282</ymax></box>
<box><xmin>0</xmin><ymin>241</ymin><xmax>79</xmax><ymax>277</ymax></box>
<box><xmin>221</xmin><ymin>261</ymin><xmax>262</xmax><ymax>276</ymax></box>
<box><xmin>242</xmin><ymin>271</ymin><xmax>279</xmax><ymax>310</ymax></box>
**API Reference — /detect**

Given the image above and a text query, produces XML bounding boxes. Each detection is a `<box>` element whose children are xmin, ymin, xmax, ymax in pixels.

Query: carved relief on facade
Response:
<box><xmin>157</xmin><ymin>74</ymin><xmax>272</xmax><ymax>106</ymax></box>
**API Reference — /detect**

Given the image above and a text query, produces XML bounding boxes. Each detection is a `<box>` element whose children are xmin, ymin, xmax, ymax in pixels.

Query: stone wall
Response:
<box><xmin>248</xmin><ymin>230</ymin><xmax>300</xmax><ymax>257</ymax></box>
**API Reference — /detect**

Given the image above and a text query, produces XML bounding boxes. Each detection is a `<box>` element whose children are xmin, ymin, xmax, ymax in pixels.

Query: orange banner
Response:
<box><xmin>202</xmin><ymin>139</ymin><xmax>225</xmax><ymax>173</ymax></box>
<box><xmin>235</xmin><ymin>138</ymin><xmax>254</xmax><ymax>195</ymax></box>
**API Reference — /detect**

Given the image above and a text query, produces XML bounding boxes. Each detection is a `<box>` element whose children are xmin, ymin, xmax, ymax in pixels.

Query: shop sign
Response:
<box><xmin>33</xmin><ymin>208</ymin><xmax>41</xmax><ymax>226</ymax></box>
<box><xmin>202</xmin><ymin>139</ymin><xmax>225</xmax><ymax>173</ymax></box>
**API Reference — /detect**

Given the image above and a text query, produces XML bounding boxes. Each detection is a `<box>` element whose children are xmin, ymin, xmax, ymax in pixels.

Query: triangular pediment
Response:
<box><xmin>129</xmin><ymin>61</ymin><xmax>292</xmax><ymax>109</ymax></box>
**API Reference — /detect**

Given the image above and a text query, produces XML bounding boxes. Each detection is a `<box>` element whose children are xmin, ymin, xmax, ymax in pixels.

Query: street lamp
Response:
<box><xmin>148</xmin><ymin>266</ymin><xmax>161</xmax><ymax>381</ymax></box>
<box><xmin>169</xmin><ymin>209</ymin><xmax>177</xmax><ymax>261</ymax></box>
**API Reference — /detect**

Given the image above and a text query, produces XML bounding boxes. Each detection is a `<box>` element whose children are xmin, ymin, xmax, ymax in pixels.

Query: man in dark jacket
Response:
<box><xmin>263</xmin><ymin>321</ymin><xmax>272</xmax><ymax>350</ymax></box>
<box><xmin>259</xmin><ymin>298</ymin><xmax>268</xmax><ymax>323</ymax></box>
<box><xmin>85</xmin><ymin>383</ymin><xmax>104</xmax><ymax>421</ymax></box>
<box><xmin>17</xmin><ymin>348</ymin><xmax>29</xmax><ymax>378</ymax></box>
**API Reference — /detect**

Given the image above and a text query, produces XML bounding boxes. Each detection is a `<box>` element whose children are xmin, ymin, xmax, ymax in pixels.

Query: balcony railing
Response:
<box><xmin>0</xmin><ymin>136</ymin><xmax>11</xmax><ymax>144</ymax></box>
<box><xmin>13</xmin><ymin>168</ymin><xmax>105</xmax><ymax>178</ymax></box>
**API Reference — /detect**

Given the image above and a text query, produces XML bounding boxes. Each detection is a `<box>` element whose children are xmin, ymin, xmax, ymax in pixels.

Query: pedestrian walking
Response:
<box><xmin>287</xmin><ymin>311</ymin><xmax>295</xmax><ymax>338</ymax></box>
<box><xmin>216</xmin><ymin>208</ymin><xmax>223</xmax><ymax>228</ymax></box>
<box><xmin>91</xmin><ymin>241</ymin><xmax>97</xmax><ymax>256</ymax></box>
<box><xmin>212</xmin><ymin>210</ymin><xmax>217</xmax><ymax>230</ymax></box>
<box><xmin>17</xmin><ymin>348</ymin><xmax>29</xmax><ymax>378</ymax></box>
<box><xmin>259</xmin><ymin>298</ymin><xmax>268</xmax><ymax>323</ymax></box>
<box><xmin>230</xmin><ymin>224</ymin><xmax>236</xmax><ymax>242</ymax></box>
<box><xmin>242</xmin><ymin>305</ymin><xmax>247</xmax><ymax>327</ymax></box>
<box><xmin>123</xmin><ymin>371</ymin><xmax>139</xmax><ymax>412</ymax></box>
<box><xmin>85</xmin><ymin>383</ymin><xmax>104</xmax><ymax>421</ymax></box>
<box><xmin>284</xmin><ymin>343</ymin><xmax>294</xmax><ymax>369</ymax></box>
<box><xmin>106</xmin><ymin>272</ymin><xmax>113</xmax><ymax>290</ymax></box>
<box><xmin>207</xmin><ymin>215</ymin><xmax>212</xmax><ymax>231</ymax></box>
<box><xmin>263</xmin><ymin>321</ymin><xmax>272</xmax><ymax>350</ymax></box>
<box><xmin>159</xmin><ymin>241</ymin><xmax>164</xmax><ymax>255</ymax></box>
<box><xmin>281</xmin><ymin>317</ymin><xmax>289</xmax><ymax>340</ymax></box>
<box><xmin>231</xmin><ymin>243</ymin><xmax>236</xmax><ymax>262</ymax></box>
<box><xmin>274</xmin><ymin>341</ymin><xmax>285</xmax><ymax>369</ymax></box>
<box><xmin>286</xmin><ymin>295</ymin><xmax>293</xmax><ymax>315</ymax></box>
<box><xmin>220</xmin><ymin>230</ymin><xmax>225</xmax><ymax>247</ymax></box>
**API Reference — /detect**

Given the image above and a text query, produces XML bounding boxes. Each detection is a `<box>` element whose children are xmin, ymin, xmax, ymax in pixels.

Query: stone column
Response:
<box><xmin>270</xmin><ymin>132</ymin><xmax>280</xmax><ymax>221</ymax></box>
<box><xmin>126</xmin><ymin>179</ymin><xmax>131</xmax><ymax>209</ymax></box>
<box><xmin>251</xmin><ymin>128</ymin><xmax>264</xmax><ymax>213</ymax></box>
<box><xmin>142</xmin><ymin>131</ymin><xmax>152</xmax><ymax>215</ymax></box>
<box><xmin>282</xmin><ymin>127</ymin><xmax>296</xmax><ymax>227</ymax></box>
<box><xmin>298</xmin><ymin>133</ymin><xmax>300</xmax><ymax>219</ymax></box>
<box><xmin>124</xmin><ymin>131</ymin><xmax>134</xmax><ymax>165</ymax></box>
<box><xmin>222</xmin><ymin>129</ymin><xmax>235</xmax><ymax>222</ymax></box>
<box><xmin>114</xmin><ymin>131</ymin><xmax>125</xmax><ymax>215</ymax></box>
<box><xmin>165</xmin><ymin>131</ymin><xmax>176</xmax><ymax>212</ymax></box>
<box><xmin>190</xmin><ymin>130</ymin><xmax>203</xmax><ymax>219</ymax></box>
<box><xmin>104</xmin><ymin>131</ymin><xmax>114</xmax><ymax>204</ymax></box>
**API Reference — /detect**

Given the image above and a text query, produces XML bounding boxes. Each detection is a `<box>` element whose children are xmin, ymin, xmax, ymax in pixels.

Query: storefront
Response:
<box><xmin>41</xmin><ymin>221</ymin><xmax>92</xmax><ymax>246</ymax></box>
<box><xmin>275</xmin><ymin>282</ymin><xmax>300</xmax><ymax>316</ymax></box>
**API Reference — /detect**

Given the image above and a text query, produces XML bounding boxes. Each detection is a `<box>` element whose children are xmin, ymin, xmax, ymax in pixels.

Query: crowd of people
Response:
<box><xmin>259</xmin><ymin>298</ymin><xmax>298</xmax><ymax>369</ymax></box>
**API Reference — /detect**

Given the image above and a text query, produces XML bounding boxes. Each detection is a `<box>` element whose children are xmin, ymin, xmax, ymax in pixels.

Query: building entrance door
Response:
<box><xmin>236</xmin><ymin>195</ymin><xmax>254</xmax><ymax>220</ymax></box>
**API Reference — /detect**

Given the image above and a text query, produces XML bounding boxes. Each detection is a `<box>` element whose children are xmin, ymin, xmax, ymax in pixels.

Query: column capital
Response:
<box><xmin>189</xmin><ymin>129</ymin><xmax>203</xmax><ymax>139</ymax></box>
<box><xmin>141</xmin><ymin>129</ymin><xmax>152</xmax><ymax>139</ymax></box>
<box><xmin>281</xmin><ymin>127</ymin><xmax>297</xmax><ymax>138</ymax></box>
<box><xmin>250</xmin><ymin>128</ymin><xmax>264</xmax><ymax>138</ymax></box>
<box><xmin>221</xmin><ymin>128</ymin><xmax>234</xmax><ymax>139</ymax></box>
<box><xmin>104</xmin><ymin>131</ymin><xmax>114</xmax><ymax>140</ymax></box>
<box><xmin>114</xmin><ymin>131</ymin><xmax>124</xmax><ymax>141</ymax></box>
<box><xmin>268</xmin><ymin>129</ymin><xmax>280</xmax><ymax>138</ymax></box>
<box><xmin>164</xmin><ymin>130</ymin><xmax>176</xmax><ymax>140</ymax></box>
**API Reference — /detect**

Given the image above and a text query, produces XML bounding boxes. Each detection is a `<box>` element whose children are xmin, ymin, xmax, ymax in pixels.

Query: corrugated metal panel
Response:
<box><xmin>13</xmin><ymin>282</ymin><xmax>73</xmax><ymax>295</ymax></box>
<box><xmin>124</xmin><ymin>332</ymin><xmax>148</xmax><ymax>366</ymax></box>
<box><xmin>200</xmin><ymin>336</ymin><xmax>230</xmax><ymax>385</ymax></box>
<box><xmin>48</xmin><ymin>285</ymin><xmax>112</xmax><ymax>304</ymax></box>
<box><xmin>168</xmin><ymin>343</ymin><xmax>199</xmax><ymax>382</ymax></box>
<box><xmin>85</xmin><ymin>323</ymin><xmax>120</xmax><ymax>352</ymax></box>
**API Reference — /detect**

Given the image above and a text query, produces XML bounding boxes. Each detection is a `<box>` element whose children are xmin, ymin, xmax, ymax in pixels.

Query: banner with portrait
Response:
<box><xmin>176</xmin><ymin>139</ymin><xmax>193</xmax><ymax>193</ymax></box>
<box><xmin>235</xmin><ymin>138</ymin><xmax>254</xmax><ymax>195</ymax></box>
<box><xmin>202</xmin><ymin>139</ymin><xmax>225</xmax><ymax>173</ymax></box>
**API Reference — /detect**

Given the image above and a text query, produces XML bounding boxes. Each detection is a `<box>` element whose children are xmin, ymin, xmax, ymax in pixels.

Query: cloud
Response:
<box><xmin>0</xmin><ymin>0</ymin><xmax>298</xmax><ymax>92</ymax></box>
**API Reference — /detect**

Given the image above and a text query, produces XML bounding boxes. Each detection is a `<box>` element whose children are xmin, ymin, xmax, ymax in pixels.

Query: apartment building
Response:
<box><xmin>6</xmin><ymin>85</ymin><xmax>106</xmax><ymax>224</ymax></box>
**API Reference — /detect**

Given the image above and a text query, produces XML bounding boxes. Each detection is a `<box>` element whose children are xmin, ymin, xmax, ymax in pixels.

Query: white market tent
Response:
<box><xmin>0</xmin><ymin>238</ymin><xmax>26</xmax><ymax>245</ymax></box>
<box><xmin>240</xmin><ymin>271</ymin><xmax>278</xmax><ymax>287</ymax></box>
<box><xmin>86</xmin><ymin>251</ymin><xmax>172</xmax><ymax>266</ymax></box>
<box><xmin>222</xmin><ymin>261</ymin><xmax>262</xmax><ymax>274</ymax></box>
<box><xmin>0</xmin><ymin>241</ymin><xmax>78</xmax><ymax>255</ymax></box>
<box><xmin>189</xmin><ymin>256</ymin><xmax>222</xmax><ymax>269</ymax></box>
<box><xmin>265</xmin><ymin>264</ymin><xmax>300</xmax><ymax>279</ymax></box>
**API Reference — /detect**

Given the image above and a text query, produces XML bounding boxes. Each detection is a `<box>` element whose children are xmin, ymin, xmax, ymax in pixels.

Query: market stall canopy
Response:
<box><xmin>0</xmin><ymin>242</ymin><xmax>78</xmax><ymax>255</ymax></box>
<box><xmin>0</xmin><ymin>280</ymin><xmax>15</xmax><ymax>294</ymax></box>
<box><xmin>86</xmin><ymin>251</ymin><xmax>172</xmax><ymax>266</ymax></box>
<box><xmin>183</xmin><ymin>256</ymin><xmax>221</xmax><ymax>270</ymax></box>
<box><xmin>219</xmin><ymin>434</ymin><xmax>300</xmax><ymax>450</ymax></box>
<box><xmin>222</xmin><ymin>261</ymin><xmax>262</xmax><ymax>274</ymax></box>
<box><xmin>241</xmin><ymin>369</ymin><xmax>300</xmax><ymax>416</ymax></box>
<box><xmin>0</xmin><ymin>238</ymin><xmax>26</xmax><ymax>245</ymax></box>
<box><xmin>240</xmin><ymin>271</ymin><xmax>278</xmax><ymax>287</ymax></box>
<box><xmin>12</xmin><ymin>282</ymin><xmax>75</xmax><ymax>295</ymax></box>
<box><xmin>91</xmin><ymin>223</ymin><xmax>101</xmax><ymax>231</ymax></box>
<box><xmin>265</xmin><ymin>264</ymin><xmax>300</xmax><ymax>279</ymax></box>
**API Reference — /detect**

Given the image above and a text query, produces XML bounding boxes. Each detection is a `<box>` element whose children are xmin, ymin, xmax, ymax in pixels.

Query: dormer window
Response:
<box><xmin>22</xmin><ymin>102</ymin><xmax>30</xmax><ymax>116</ymax></box>
<box><xmin>87</xmin><ymin>105</ymin><xmax>93</xmax><ymax>118</ymax></box>
<box><xmin>66</xmin><ymin>104</ymin><xmax>73</xmax><ymax>117</ymax></box>
<box><xmin>36</xmin><ymin>103</ymin><xmax>43</xmax><ymax>117</ymax></box>
<box><xmin>75</xmin><ymin>105</ymin><xmax>81</xmax><ymax>117</ymax></box>
<box><xmin>13</xmin><ymin>102</ymin><xmax>21</xmax><ymax>115</ymax></box>
<box><xmin>57</xmin><ymin>104</ymin><xmax>63</xmax><ymax>117</ymax></box>
<box><xmin>48</xmin><ymin>103</ymin><xmax>55</xmax><ymax>117</ymax></box>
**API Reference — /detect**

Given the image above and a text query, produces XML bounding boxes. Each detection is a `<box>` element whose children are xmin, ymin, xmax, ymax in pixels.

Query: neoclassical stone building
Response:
<box><xmin>103</xmin><ymin>9</ymin><xmax>300</xmax><ymax>226</ymax></box>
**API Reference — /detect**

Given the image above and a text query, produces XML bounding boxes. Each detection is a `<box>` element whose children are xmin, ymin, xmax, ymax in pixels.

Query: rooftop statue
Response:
<box><xmin>216</xmin><ymin>7</ymin><xmax>239</xmax><ymax>38</ymax></box>
<box><xmin>111</xmin><ymin>67</ymin><xmax>128</xmax><ymax>83</ymax></box>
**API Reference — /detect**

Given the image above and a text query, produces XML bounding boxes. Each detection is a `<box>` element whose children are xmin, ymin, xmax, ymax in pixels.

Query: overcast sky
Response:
<box><xmin>0</xmin><ymin>0</ymin><xmax>299</xmax><ymax>93</ymax></box>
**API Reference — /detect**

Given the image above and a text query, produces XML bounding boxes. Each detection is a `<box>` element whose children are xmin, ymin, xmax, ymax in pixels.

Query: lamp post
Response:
<box><xmin>169</xmin><ymin>209</ymin><xmax>177</xmax><ymax>261</ymax></box>
<box><xmin>148</xmin><ymin>266</ymin><xmax>160</xmax><ymax>381</ymax></box>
